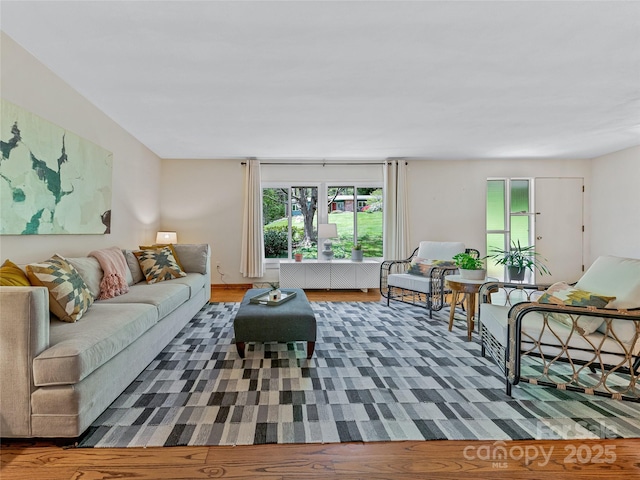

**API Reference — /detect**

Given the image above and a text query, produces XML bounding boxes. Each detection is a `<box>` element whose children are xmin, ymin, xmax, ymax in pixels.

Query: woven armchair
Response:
<box><xmin>380</xmin><ymin>241</ymin><xmax>479</xmax><ymax>318</ymax></box>
<box><xmin>479</xmin><ymin>256</ymin><xmax>640</xmax><ymax>401</ymax></box>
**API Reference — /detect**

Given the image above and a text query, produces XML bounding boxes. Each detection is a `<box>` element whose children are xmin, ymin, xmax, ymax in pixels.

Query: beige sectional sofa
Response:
<box><xmin>0</xmin><ymin>244</ymin><xmax>211</xmax><ymax>438</ymax></box>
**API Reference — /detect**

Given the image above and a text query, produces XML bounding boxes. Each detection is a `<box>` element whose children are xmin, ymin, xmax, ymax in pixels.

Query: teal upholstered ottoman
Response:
<box><xmin>233</xmin><ymin>288</ymin><xmax>317</xmax><ymax>358</ymax></box>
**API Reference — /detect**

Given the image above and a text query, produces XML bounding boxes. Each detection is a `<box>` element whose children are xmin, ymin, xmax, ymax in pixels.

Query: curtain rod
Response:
<box><xmin>240</xmin><ymin>161</ymin><xmax>405</xmax><ymax>166</ymax></box>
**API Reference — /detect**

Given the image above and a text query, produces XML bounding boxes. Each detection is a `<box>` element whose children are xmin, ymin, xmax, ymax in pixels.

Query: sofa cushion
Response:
<box><xmin>134</xmin><ymin>247</ymin><xmax>187</xmax><ymax>284</ymax></box>
<box><xmin>0</xmin><ymin>259</ymin><xmax>30</xmax><ymax>286</ymax></box>
<box><xmin>26</xmin><ymin>255</ymin><xmax>93</xmax><ymax>323</ymax></box>
<box><xmin>173</xmin><ymin>244</ymin><xmax>209</xmax><ymax>274</ymax></box>
<box><xmin>167</xmin><ymin>272</ymin><xmax>206</xmax><ymax>299</ymax></box>
<box><xmin>33</xmin><ymin>303</ymin><xmax>158</xmax><ymax>386</ymax></box>
<box><xmin>97</xmin><ymin>282</ymin><xmax>190</xmax><ymax>319</ymax></box>
<box><xmin>65</xmin><ymin>256</ymin><xmax>103</xmax><ymax>299</ymax></box>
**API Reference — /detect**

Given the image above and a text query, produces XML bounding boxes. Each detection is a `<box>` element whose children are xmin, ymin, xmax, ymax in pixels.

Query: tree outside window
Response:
<box><xmin>263</xmin><ymin>184</ymin><xmax>382</xmax><ymax>260</ymax></box>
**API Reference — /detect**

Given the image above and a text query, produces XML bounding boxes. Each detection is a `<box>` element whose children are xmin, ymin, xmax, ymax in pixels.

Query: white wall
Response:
<box><xmin>160</xmin><ymin>160</ymin><xmax>384</xmax><ymax>284</ymax></box>
<box><xmin>406</xmin><ymin>158</ymin><xmax>592</xmax><ymax>259</ymax></box>
<box><xmin>0</xmin><ymin>33</ymin><xmax>162</xmax><ymax>263</ymax></box>
<box><xmin>162</xmin><ymin>157</ymin><xmax>593</xmax><ymax>284</ymax></box>
<box><xmin>590</xmin><ymin>145</ymin><xmax>640</xmax><ymax>262</ymax></box>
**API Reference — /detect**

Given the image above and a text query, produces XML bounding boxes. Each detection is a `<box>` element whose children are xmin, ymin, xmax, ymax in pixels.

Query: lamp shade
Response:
<box><xmin>155</xmin><ymin>231</ymin><xmax>178</xmax><ymax>244</ymax></box>
<box><xmin>317</xmin><ymin>223</ymin><xmax>338</xmax><ymax>239</ymax></box>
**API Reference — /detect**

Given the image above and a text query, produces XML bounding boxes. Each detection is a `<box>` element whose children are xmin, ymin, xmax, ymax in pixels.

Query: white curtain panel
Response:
<box><xmin>383</xmin><ymin>159</ymin><xmax>410</xmax><ymax>261</ymax></box>
<box><xmin>240</xmin><ymin>159</ymin><xmax>265</xmax><ymax>278</ymax></box>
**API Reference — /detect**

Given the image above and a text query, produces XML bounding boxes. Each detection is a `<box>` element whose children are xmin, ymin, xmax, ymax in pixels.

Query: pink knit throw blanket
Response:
<box><xmin>89</xmin><ymin>247</ymin><xmax>129</xmax><ymax>300</ymax></box>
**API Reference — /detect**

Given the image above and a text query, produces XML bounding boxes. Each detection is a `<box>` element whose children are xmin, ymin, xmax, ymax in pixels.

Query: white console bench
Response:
<box><xmin>279</xmin><ymin>259</ymin><xmax>380</xmax><ymax>291</ymax></box>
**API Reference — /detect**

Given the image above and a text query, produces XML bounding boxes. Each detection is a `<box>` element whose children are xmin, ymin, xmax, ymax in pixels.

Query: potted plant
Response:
<box><xmin>487</xmin><ymin>240</ymin><xmax>550</xmax><ymax>281</ymax></box>
<box><xmin>452</xmin><ymin>252</ymin><xmax>486</xmax><ymax>280</ymax></box>
<box><xmin>351</xmin><ymin>243</ymin><xmax>363</xmax><ymax>262</ymax></box>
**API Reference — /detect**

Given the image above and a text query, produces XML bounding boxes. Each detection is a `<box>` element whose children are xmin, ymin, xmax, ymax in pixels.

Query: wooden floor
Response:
<box><xmin>2</xmin><ymin>286</ymin><xmax>638</xmax><ymax>480</ymax></box>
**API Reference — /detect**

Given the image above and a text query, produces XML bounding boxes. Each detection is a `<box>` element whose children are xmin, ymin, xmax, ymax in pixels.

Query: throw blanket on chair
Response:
<box><xmin>90</xmin><ymin>247</ymin><xmax>129</xmax><ymax>300</ymax></box>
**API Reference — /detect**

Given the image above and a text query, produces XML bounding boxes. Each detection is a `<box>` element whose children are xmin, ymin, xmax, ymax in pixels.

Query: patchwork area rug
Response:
<box><xmin>79</xmin><ymin>301</ymin><xmax>640</xmax><ymax>447</ymax></box>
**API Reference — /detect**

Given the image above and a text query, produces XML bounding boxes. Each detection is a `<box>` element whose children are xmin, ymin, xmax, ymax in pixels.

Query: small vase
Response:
<box><xmin>268</xmin><ymin>289</ymin><xmax>281</xmax><ymax>301</ymax></box>
<box><xmin>351</xmin><ymin>249</ymin><xmax>363</xmax><ymax>262</ymax></box>
<box><xmin>294</xmin><ymin>253</ymin><xmax>303</xmax><ymax>262</ymax></box>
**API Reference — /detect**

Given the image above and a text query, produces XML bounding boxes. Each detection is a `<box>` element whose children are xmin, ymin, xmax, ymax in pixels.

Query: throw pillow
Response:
<box><xmin>139</xmin><ymin>244</ymin><xmax>185</xmax><ymax>271</ymax></box>
<box><xmin>173</xmin><ymin>244</ymin><xmax>209</xmax><ymax>274</ymax></box>
<box><xmin>65</xmin><ymin>256</ymin><xmax>103</xmax><ymax>299</ymax></box>
<box><xmin>0</xmin><ymin>259</ymin><xmax>31</xmax><ymax>286</ymax></box>
<box><xmin>134</xmin><ymin>246</ymin><xmax>187</xmax><ymax>284</ymax></box>
<box><xmin>26</xmin><ymin>255</ymin><xmax>93</xmax><ymax>322</ymax></box>
<box><xmin>123</xmin><ymin>250</ymin><xmax>144</xmax><ymax>285</ymax></box>
<box><xmin>408</xmin><ymin>258</ymin><xmax>456</xmax><ymax>277</ymax></box>
<box><xmin>538</xmin><ymin>281</ymin><xmax>616</xmax><ymax>335</ymax></box>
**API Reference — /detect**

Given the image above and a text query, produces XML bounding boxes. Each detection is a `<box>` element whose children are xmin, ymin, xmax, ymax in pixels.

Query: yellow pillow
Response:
<box><xmin>0</xmin><ymin>259</ymin><xmax>31</xmax><ymax>286</ymax></box>
<box><xmin>139</xmin><ymin>244</ymin><xmax>184</xmax><ymax>271</ymax></box>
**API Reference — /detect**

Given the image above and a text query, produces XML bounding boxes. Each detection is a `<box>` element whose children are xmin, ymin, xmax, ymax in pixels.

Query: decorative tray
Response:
<box><xmin>249</xmin><ymin>289</ymin><xmax>297</xmax><ymax>306</ymax></box>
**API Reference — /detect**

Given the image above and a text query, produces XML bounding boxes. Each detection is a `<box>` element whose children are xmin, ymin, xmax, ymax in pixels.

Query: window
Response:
<box><xmin>326</xmin><ymin>186</ymin><xmax>383</xmax><ymax>259</ymax></box>
<box><xmin>262</xmin><ymin>183</ymin><xmax>383</xmax><ymax>260</ymax></box>
<box><xmin>263</xmin><ymin>186</ymin><xmax>318</xmax><ymax>259</ymax></box>
<box><xmin>486</xmin><ymin>178</ymin><xmax>535</xmax><ymax>280</ymax></box>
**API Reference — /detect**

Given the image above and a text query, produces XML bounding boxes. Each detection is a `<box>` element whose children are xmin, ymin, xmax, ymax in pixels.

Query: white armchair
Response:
<box><xmin>479</xmin><ymin>255</ymin><xmax>640</xmax><ymax>401</ymax></box>
<box><xmin>380</xmin><ymin>241</ymin><xmax>479</xmax><ymax>318</ymax></box>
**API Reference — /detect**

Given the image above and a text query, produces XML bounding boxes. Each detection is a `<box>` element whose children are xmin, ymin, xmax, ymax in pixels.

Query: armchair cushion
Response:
<box><xmin>575</xmin><ymin>256</ymin><xmax>640</xmax><ymax>341</ymax></box>
<box><xmin>575</xmin><ymin>256</ymin><xmax>640</xmax><ymax>309</ymax></box>
<box><xmin>416</xmin><ymin>241</ymin><xmax>465</xmax><ymax>260</ymax></box>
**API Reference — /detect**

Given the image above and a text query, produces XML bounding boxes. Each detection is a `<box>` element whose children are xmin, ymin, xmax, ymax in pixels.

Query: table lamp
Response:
<box><xmin>156</xmin><ymin>231</ymin><xmax>178</xmax><ymax>245</ymax></box>
<box><xmin>317</xmin><ymin>223</ymin><xmax>338</xmax><ymax>260</ymax></box>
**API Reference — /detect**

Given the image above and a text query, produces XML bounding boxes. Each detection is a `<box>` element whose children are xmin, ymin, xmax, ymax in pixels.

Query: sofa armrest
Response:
<box><xmin>0</xmin><ymin>286</ymin><xmax>50</xmax><ymax>436</ymax></box>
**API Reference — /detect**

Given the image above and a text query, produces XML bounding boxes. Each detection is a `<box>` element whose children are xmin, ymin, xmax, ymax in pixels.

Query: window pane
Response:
<box><xmin>263</xmin><ymin>187</ymin><xmax>288</xmax><ymax>259</ymax></box>
<box><xmin>510</xmin><ymin>215</ymin><xmax>530</xmax><ymax>249</ymax></box>
<box><xmin>358</xmin><ymin>187</ymin><xmax>383</xmax><ymax>258</ymax></box>
<box><xmin>510</xmin><ymin>180</ymin><xmax>529</xmax><ymax>214</ymax></box>
<box><xmin>510</xmin><ymin>179</ymin><xmax>531</xmax><ymax>250</ymax></box>
<box><xmin>292</xmin><ymin>186</ymin><xmax>318</xmax><ymax>259</ymax></box>
<box><xmin>328</xmin><ymin>186</ymin><xmax>353</xmax><ymax>259</ymax></box>
<box><xmin>486</xmin><ymin>180</ymin><xmax>505</xmax><ymax>230</ymax></box>
<box><xmin>486</xmin><ymin>232</ymin><xmax>505</xmax><ymax>280</ymax></box>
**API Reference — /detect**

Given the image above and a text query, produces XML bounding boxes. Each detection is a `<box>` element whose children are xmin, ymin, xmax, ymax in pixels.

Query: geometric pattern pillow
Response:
<box><xmin>407</xmin><ymin>258</ymin><xmax>456</xmax><ymax>277</ymax></box>
<box><xmin>538</xmin><ymin>281</ymin><xmax>616</xmax><ymax>334</ymax></box>
<box><xmin>133</xmin><ymin>247</ymin><xmax>186</xmax><ymax>285</ymax></box>
<box><xmin>25</xmin><ymin>255</ymin><xmax>94</xmax><ymax>323</ymax></box>
<box><xmin>138</xmin><ymin>244</ymin><xmax>184</xmax><ymax>271</ymax></box>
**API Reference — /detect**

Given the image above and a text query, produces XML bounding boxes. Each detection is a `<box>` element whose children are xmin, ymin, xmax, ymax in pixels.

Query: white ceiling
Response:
<box><xmin>2</xmin><ymin>1</ymin><xmax>639</xmax><ymax>160</ymax></box>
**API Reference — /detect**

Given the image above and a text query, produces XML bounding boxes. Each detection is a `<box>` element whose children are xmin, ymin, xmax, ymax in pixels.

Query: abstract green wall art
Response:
<box><xmin>0</xmin><ymin>99</ymin><xmax>113</xmax><ymax>234</ymax></box>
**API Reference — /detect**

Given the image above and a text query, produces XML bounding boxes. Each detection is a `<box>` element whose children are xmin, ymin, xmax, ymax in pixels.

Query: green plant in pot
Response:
<box><xmin>487</xmin><ymin>240</ymin><xmax>550</xmax><ymax>282</ymax></box>
<box><xmin>452</xmin><ymin>252</ymin><xmax>486</xmax><ymax>280</ymax></box>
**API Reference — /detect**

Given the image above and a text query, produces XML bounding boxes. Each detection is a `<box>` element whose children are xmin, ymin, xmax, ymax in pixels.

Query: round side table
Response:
<box><xmin>445</xmin><ymin>274</ymin><xmax>498</xmax><ymax>341</ymax></box>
